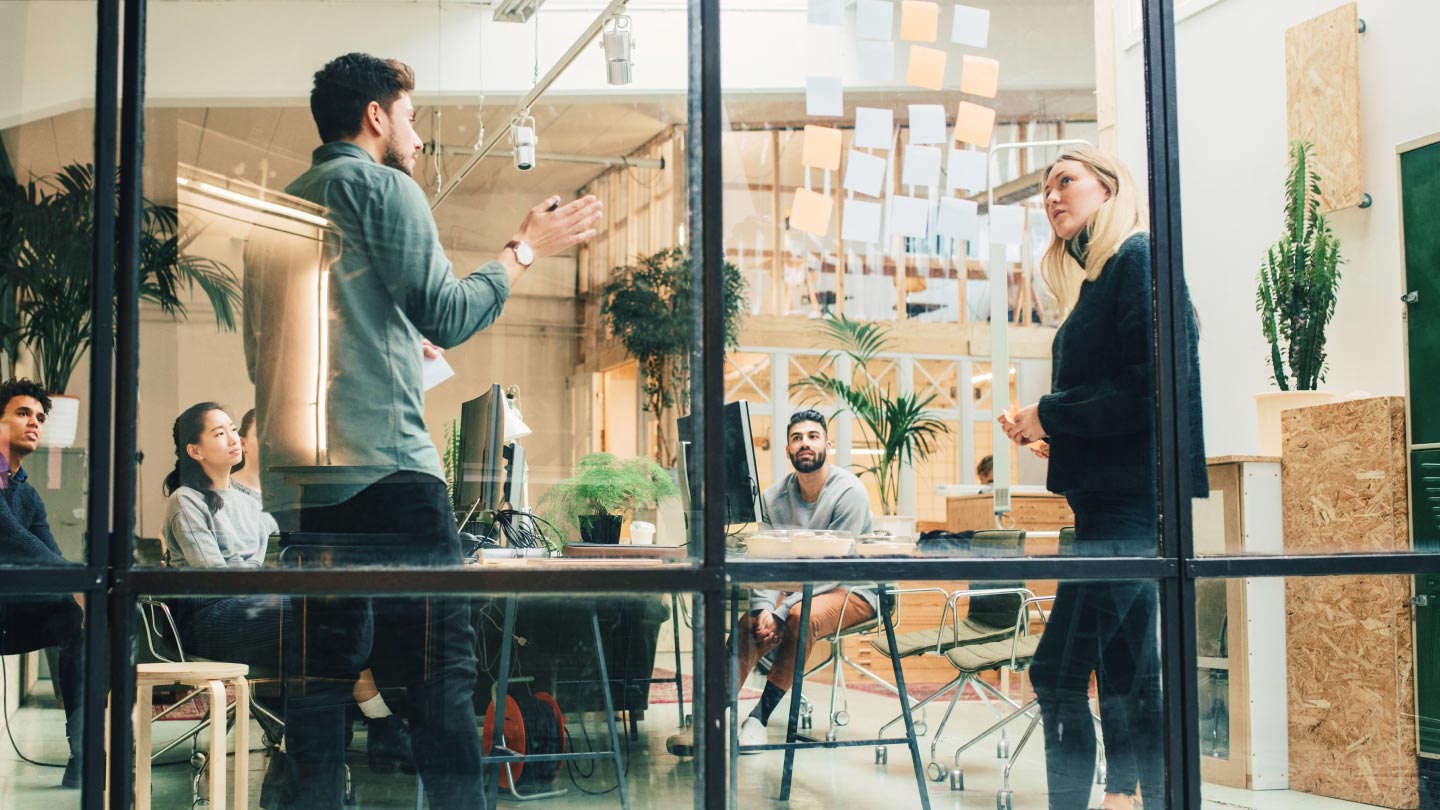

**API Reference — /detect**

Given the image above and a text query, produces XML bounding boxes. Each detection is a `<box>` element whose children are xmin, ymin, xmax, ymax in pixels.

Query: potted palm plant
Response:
<box><xmin>536</xmin><ymin>452</ymin><xmax>679</xmax><ymax>544</ymax></box>
<box><xmin>793</xmin><ymin>315</ymin><xmax>950</xmax><ymax>539</ymax></box>
<box><xmin>1254</xmin><ymin>140</ymin><xmax>1343</xmax><ymax>455</ymax></box>
<box><xmin>0</xmin><ymin>163</ymin><xmax>241</xmax><ymax>446</ymax></box>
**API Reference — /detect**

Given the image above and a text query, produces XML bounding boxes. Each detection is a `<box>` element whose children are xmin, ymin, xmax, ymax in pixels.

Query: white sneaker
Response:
<box><xmin>737</xmin><ymin>717</ymin><xmax>769</xmax><ymax>752</ymax></box>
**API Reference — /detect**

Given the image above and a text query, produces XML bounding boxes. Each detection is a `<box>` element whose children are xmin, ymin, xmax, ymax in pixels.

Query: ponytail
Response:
<box><xmin>163</xmin><ymin>402</ymin><xmax>227</xmax><ymax>515</ymax></box>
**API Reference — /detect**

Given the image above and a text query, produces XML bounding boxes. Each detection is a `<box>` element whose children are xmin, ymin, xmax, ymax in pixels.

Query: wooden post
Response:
<box><xmin>771</xmin><ymin>129</ymin><xmax>783</xmax><ymax>315</ymax></box>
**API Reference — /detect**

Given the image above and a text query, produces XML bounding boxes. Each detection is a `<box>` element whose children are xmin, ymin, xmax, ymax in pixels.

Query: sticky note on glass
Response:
<box><xmin>854</xmin><ymin>107</ymin><xmax>894</xmax><ymax>150</ymax></box>
<box><xmin>790</xmin><ymin>188</ymin><xmax>835</xmax><ymax>237</ymax></box>
<box><xmin>906</xmin><ymin>46</ymin><xmax>946</xmax><ymax>90</ymax></box>
<box><xmin>806</xmin><ymin>76</ymin><xmax>844</xmax><ymax>117</ymax></box>
<box><xmin>843</xmin><ymin>150</ymin><xmax>888</xmax><ymax>197</ymax></box>
<box><xmin>808</xmin><ymin>0</ymin><xmax>843</xmax><ymax>26</ymax></box>
<box><xmin>951</xmin><ymin>5</ymin><xmax>990</xmax><ymax>48</ymax></box>
<box><xmin>855</xmin><ymin>0</ymin><xmax>894</xmax><ymax>41</ymax></box>
<box><xmin>857</xmin><ymin>40</ymin><xmax>895</xmax><ymax>82</ymax></box>
<box><xmin>890</xmin><ymin>195</ymin><xmax>930</xmax><ymax>238</ymax></box>
<box><xmin>907</xmin><ymin>104</ymin><xmax>947</xmax><ymax>145</ymax></box>
<box><xmin>842</xmin><ymin>198</ymin><xmax>884</xmax><ymax>243</ymax></box>
<box><xmin>989</xmin><ymin>204</ymin><xmax>1026</xmax><ymax>245</ymax></box>
<box><xmin>899</xmin><ymin>0</ymin><xmax>939</xmax><ymax>42</ymax></box>
<box><xmin>936</xmin><ymin>197</ymin><xmax>980</xmax><ymax>240</ymax></box>
<box><xmin>802</xmin><ymin>125</ymin><xmax>844</xmax><ymax>170</ymax></box>
<box><xmin>960</xmin><ymin>55</ymin><xmax>1000</xmax><ymax>98</ymax></box>
<box><xmin>902</xmin><ymin>145</ymin><xmax>942</xmax><ymax>187</ymax></box>
<box><xmin>947</xmin><ymin>149</ymin><xmax>988</xmax><ymax>193</ymax></box>
<box><xmin>954</xmin><ymin>101</ymin><xmax>995</xmax><ymax>147</ymax></box>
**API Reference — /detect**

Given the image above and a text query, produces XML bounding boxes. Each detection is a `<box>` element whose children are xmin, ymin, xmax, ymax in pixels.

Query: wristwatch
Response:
<box><xmin>505</xmin><ymin>240</ymin><xmax>535</xmax><ymax>268</ymax></box>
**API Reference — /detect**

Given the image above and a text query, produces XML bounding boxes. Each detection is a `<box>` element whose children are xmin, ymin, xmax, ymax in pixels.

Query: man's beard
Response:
<box><xmin>381</xmin><ymin>141</ymin><xmax>413</xmax><ymax>176</ymax></box>
<box><xmin>788</xmin><ymin>446</ymin><xmax>826</xmax><ymax>474</ymax></box>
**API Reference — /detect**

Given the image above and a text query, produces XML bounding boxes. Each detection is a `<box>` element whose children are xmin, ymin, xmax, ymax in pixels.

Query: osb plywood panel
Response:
<box><xmin>1286</xmin><ymin>575</ymin><xmax>1418</xmax><ymax>808</ymax></box>
<box><xmin>1282</xmin><ymin>397</ymin><xmax>1409</xmax><ymax>554</ymax></box>
<box><xmin>1286</xmin><ymin>2</ymin><xmax>1364</xmax><ymax>213</ymax></box>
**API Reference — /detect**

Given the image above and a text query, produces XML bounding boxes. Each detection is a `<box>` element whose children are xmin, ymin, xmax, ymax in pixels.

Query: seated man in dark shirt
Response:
<box><xmin>0</xmin><ymin>379</ymin><xmax>85</xmax><ymax>788</ymax></box>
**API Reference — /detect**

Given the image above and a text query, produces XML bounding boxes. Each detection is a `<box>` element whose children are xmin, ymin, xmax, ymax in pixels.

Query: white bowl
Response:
<box><xmin>791</xmin><ymin>535</ymin><xmax>855</xmax><ymax>558</ymax></box>
<box><xmin>745</xmin><ymin>534</ymin><xmax>796</xmax><ymax>558</ymax></box>
<box><xmin>855</xmin><ymin>541</ymin><xmax>919</xmax><ymax>558</ymax></box>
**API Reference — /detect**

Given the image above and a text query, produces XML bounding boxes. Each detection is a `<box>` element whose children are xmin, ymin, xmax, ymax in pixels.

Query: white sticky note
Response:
<box><xmin>843</xmin><ymin>150</ymin><xmax>889</xmax><ymax>197</ymax></box>
<box><xmin>806</xmin><ymin>76</ymin><xmax>844</xmax><ymax>117</ymax></box>
<box><xmin>908</xmin><ymin>104</ymin><xmax>947</xmax><ymax>145</ymax></box>
<box><xmin>951</xmin><ymin>4</ymin><xmax>990</xmax><ymax>48</ymax></box>
<box><xmin>947</xmin><ymin>149</ymin><xmax>988</xmax><ymax>193</ymax></box>
<box><xmin>855</xmin><ymin>0</ymin><xmax>894</xmax><ymax>41</ymax></box>
<box><xmin>842</xmin><ymin>198</ymin><xmax>884</xmax><ymax>243</ymax></box>
<box><xmin>902</xmin><ymin>145</ymin><xmax>942</xmax><ymax>187</ymax></box>
<box><xmin>854</xmin><ymin>107</ymin><xmax>894</xmax><ymax>150</ymax></box>
<box><xmin>856</xmin><ymin>40</ymin><xmax>895</xmax><ymax>82</ymax></box>
<box><xmin>936</xmin><ymin>197</ymin><xmax>979</xmax><ymax>240</ymax></box>
<box><xmin>809</xmin><ymin>0</ymin><xmax>843</xmax><ymax>26</ymax></box>
<box><xmin>890</xmin><ymin>195</ymin><xmax>930</xmax><ymax>238</ymax></box>
<box><xmin>423</xmin><ymin>355</ymin><xmax>455</xmax><ymax>390</ymax></box>
<box><xmin>989</xmin><ymin>204</ymin><xmax>1026</xmax><ymax>245</ymax></box>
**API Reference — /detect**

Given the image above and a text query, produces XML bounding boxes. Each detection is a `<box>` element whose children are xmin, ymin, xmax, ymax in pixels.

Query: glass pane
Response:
<box><xmin>138</xmin><ymin>3</ymin><xmax>699</xmax><ymax>568</ymax></box>
<box><xmin>137</xmin><ymin>590</ymin><xmax>699</xmax><ymax>809</ymax></box>
<box><xmin>0</xmin><ymin>593</ymin><xmax>88</xmax><ymax>803</ymax></box>
<box><xmin>0</xmin><ymin>1</ymin><xmax>99</xmax><ymax>569</ymax></box>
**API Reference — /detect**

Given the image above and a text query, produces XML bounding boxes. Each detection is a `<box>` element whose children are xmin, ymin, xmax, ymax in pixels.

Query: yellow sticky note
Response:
<box><xmin>954</xmin><ymin>101</ymin><xmax>996</xmax><ymax>147</ymax></box>
<box><xmin>960</xmin><ymin>55</ymin><xmax>1000</xmax><ymax>99</ymax></box>
<box><xmin>899</xmin><ymin>0</ymin><xmax>940</xmax><ymax>42</ymax></box>
<box><xmin>905</xmin><ymin>45</ymin><xmax>947</xmax><ymax>91</ymax></box>
<box><xmin>801</xmin><ymin>125</ymin><xmax>844</xmax><ymax>171</ymax></box>
<box><xmin>789</xmin><ymin>188</ymin><xmax>834</xmax><ymax>237</ymax></box>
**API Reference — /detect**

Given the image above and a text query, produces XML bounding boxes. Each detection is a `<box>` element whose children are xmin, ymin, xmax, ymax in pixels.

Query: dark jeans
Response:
<box><xmin>283</xmin><ymin>472</ymin><xmax>481</xmax><ymax>810</ymax></box>
<box><xmin>180</xmin><ymin>595</ymin><xmax>286</xmax><ymax>670</ymax></box>
<box><xmin>1029</xmin><ymin>493</ymin><xmax>1163</xmax><ymax>810</ymax></box>
<box><xmin>0</xmin><ymin>597</ymin><xmax>85</xmax><ymax>760</ymax></box>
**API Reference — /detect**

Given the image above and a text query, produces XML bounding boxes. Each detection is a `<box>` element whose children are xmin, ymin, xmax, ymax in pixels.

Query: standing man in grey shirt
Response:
<box><xmin>736</xmin><ymin>409</ymin><xmax>878</xmax><ymax>748</ymax></box>
<box><xmin>245</xmin><ymin>53</ymin><xmax>601</xmax><ymax>810</ymax></box>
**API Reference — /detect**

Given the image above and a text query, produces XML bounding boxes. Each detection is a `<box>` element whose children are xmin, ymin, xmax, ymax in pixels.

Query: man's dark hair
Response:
<box><xmin>977</xmin><ymin>454</ymin><xmax>993</xmax><ymax>479</ymax></box>
<box><xmin>310</xmin><ymin>53</ymin><xmax>416</xmax><ymax>144</ymax></box>
<box><xmin>787</xmin><ymin>409</ymin><xmax>828</xmax><ymax>436</ymax></box>
<box><xmin>0</xmin><ymin>378</ymin><xmax>51</xmax><ymax>417</ymax></box>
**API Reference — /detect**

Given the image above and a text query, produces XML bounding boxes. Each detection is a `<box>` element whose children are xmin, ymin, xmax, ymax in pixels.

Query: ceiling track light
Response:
<box><xmin>493</xmin><ymin>0</ymin><xmax>545</xmax><ymax>23</ymax></box>
<box><xmin>510</xmin><ymin>112</ymin><xmax>539</xmax><ymax>171</ymax></box>
<box><xmin>601</xmin><ymin>14</ymin><xmax>634</xmax><ymax>85</ymax></box>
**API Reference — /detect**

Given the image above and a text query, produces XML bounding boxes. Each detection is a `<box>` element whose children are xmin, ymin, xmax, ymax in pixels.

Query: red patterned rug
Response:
<box><xmin>646</xmin><ymin>670</ymin><xmax>763</xmax><ymax>705</ymax></box>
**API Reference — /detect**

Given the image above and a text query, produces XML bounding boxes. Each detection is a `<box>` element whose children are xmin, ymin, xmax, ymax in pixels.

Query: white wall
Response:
<box><xmin>1115</xmin><ymin>0</ymin><xmax>1434</xmax><ymax>456</ymax></box>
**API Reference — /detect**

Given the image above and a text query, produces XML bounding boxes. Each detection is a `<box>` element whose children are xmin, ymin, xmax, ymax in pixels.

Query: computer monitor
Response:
<box><xmin>676</xmin><ymin>400</ymin><xmax>767</xmax><ymax>527</ymax></box>
<box><xmin>456</xmin><ymin>385</ymin><xmax>506</xmax><ymax>518</ymax></box>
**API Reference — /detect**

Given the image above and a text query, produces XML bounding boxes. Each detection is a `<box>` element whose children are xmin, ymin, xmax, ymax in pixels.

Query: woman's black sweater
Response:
<box><xmin>1037</xmin><ymin>232</ymin><xmax>1208</xmax><ymax>499</ymax></box>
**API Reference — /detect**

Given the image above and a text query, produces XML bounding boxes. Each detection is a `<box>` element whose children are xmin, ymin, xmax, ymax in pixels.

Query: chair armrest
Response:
<box><xmin>138</xmin><ymin>597</ymin><xmax>185</xmax><ymax>664</ymax></box>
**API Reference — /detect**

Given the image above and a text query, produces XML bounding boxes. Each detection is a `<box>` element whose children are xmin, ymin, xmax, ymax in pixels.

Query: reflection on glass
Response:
<box><xmin>0</xmin><ymin>594</ymin><xmax>87</xmax><ymax>798</ymax></box>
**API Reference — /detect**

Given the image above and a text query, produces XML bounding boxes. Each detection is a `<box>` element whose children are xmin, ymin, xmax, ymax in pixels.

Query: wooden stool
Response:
<box><xmin>135</xmin><ymin>662</ymin><xmax>250</xmax><ymax>810</ymax></box>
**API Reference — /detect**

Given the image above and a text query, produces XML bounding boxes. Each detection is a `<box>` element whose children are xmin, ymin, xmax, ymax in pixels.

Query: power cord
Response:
<box><xmin>1</xmin><ymin>657</ymin><xmax>63</xmax><ymax>768</ymax></box>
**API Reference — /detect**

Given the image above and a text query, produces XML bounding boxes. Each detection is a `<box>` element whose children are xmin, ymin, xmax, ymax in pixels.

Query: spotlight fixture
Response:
<box><xmin>601</xmin><ymin>14</ymin><xmax>634</xmax><ymax>86</ymax></box>
<box><xmin>510</xmin><ymin>113</ymin><xmax>538</xmax><ymax>171</ymax></box>
<box><xmin>493</xmin><ymin>0</ymin><xmax>545</xmax><ymax>23</ymax></box>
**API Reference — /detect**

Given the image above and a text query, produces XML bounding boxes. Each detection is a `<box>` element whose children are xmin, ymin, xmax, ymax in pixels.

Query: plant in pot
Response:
<box><xmin>1254</xmin><ymin>139</ymin><xmax>1344</xmax><ymax>455</ymax></box>
<box><xmin>0</xmin><ymin>163</ymin><xmax>242</xmax><ymax>446</ymax></box>
<box><xmin>537</xmin><ymin>452</ymin><xmax>679</xmax><ymax>545</ymax></box>
<box><xmin>600</xmin><ymin>246</ymin><xmax>746</xmax><ymax>468</ymax></box>
<box><xmin>792</xmin><ymin>315</ymin><xmax>950</xmax><ymax>539</ymax></box>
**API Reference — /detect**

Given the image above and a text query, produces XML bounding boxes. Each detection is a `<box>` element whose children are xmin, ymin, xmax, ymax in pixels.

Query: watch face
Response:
<box><xmin>516</xmin><ymin>242</ymin><xmax>535</xmax><ymax>266</ymax></box>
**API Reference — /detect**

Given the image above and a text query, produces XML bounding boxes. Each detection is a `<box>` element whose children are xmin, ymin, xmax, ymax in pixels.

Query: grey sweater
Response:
<box><xmin>162</xmin><ymin>486</ymin><xmax>278</xmax><ymax>569</ymax></box>
<box><xmin>752</xmin><ymin>465</ymin><xmax>876</xmax><ymax>622</ymax></box>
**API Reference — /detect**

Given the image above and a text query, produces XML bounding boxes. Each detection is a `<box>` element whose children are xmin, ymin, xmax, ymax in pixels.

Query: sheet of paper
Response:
<box><xmin>950</xmin><ymin>4</ymin><xmax>990</xmax><ymax>48</ymax></box>
<box><xmin>805</xmin><ymin>75</ymin><xmax>844</xmax><ymax>117</ymax></box>
<box><xmin>905</xmin><ymin>45</ymin><xmax>947</xmax><ymax>90</ymax></box>
<box><xmin>853</xmin><ymin>107</ymin><xmax>894</xmax><ymax>150</ymax></box>
<box><xmin>960</xmin><ymin>54</ymin><xmax>1000</xmax><ymax>98</ymax></box>
<box><xmin>808</xmin><ymin>0</ymin><xmax>844</xmax><ymax>26</ymax></box>
<box><xmin>802</xmin><ymin>125</ymin><xmax>844</xmax><ymax>170</ymax></box>
<box><xmin>907</xmin><ymin>104</ymin><xmax>947</xmax><ymax>145</ymax></box>
<box><xmin>953</xmin><ymin>101</ymin><xmax>996</xmax><ymax>146</ymax></box>
<box><xmin>843</xmin><ymin>150</ymin><xmax>888</xmax><ymax>197</ymax></box>
<box><xmin>936</xmin><ymin>197</ymin><xmax>979</xmax><ymax>240</ymax></box>
<box><xmin>989</xmin><ymin>203</ymin><xmax>1026</xmax><ymax>245</ymax></box>
<box><xmin>899</xmin><ymin>0</ymin><xmax>940</xmax><ymax>42</ymax></box>
<box><xmin>947</xmin><ymin>148</ymin><xmax>988</xmax><ymax>193</ymax></box>
<box><xmin>423</xmin><ymin>355</ymin><xmax>455</xmax><ymax>391</ymax></box>
<box><xmin>902</xmin><ymin>144</ymin><xmax>942</xmax><ymax>187</ymax></box>
<box><xmin>790</xmin><ymin>187</ymin><xmax>835</xmax><ymax>236</ymax></box>
<box><xmin>855</xmin><ymin>0</ymin><xmax>894</xmax><ymax>41</ymax></box>
<box><xmin>856</xmin><ymin>40</ymin><xmax>895</xmax><ymax>82</ymax></box>
<box><xmin>890</xmin><ymin>195</ymin><xmax>930</xmax><ymax>239</ymax></box>
<box><xmin>842</xmin><ymin>198</ymin><xmax>883</xmax><ymax>243</ymax></box>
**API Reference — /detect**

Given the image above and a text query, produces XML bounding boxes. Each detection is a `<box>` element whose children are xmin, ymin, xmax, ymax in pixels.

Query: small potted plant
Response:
<box><xmin>537</xmin><ymin>452</ymin><xmax>679</xmax><ymax>544</ymax></box>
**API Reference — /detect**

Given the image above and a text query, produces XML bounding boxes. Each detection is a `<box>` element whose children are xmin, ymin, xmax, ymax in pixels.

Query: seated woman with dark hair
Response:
<box><xmin>162</xmin><ymin>401</ymin><xmax>414</xmax><ymax>773</ymax></box>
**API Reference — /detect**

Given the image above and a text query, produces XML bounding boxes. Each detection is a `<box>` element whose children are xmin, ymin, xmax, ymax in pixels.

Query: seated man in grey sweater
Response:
<box><xmin>735</xmin><ymin>409</ymin><xmax>878</xmax><ymax>748</ymax></box>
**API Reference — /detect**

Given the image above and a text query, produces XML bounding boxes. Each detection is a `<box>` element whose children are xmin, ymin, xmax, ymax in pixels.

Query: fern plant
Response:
<box><xmin>792</xmin><ymin>315</ymin><xmax>950</xmax><ymax>515</ymax></box>
<box><xmin>1256</xmin><ymin>140</ymin><xmax>1343</xmax><ymax>391</ymax></box>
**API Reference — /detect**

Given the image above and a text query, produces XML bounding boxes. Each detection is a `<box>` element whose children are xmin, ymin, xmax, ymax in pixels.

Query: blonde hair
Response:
<box><xmin>1038</xmin><ymin>148</ymin><xmax>1148</xmax><ymax>315</ymax></box>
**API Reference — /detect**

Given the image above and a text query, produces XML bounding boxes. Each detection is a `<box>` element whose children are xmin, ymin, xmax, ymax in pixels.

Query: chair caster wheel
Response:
<box><xmin>800</xmin><ymin>714</ymin><xmax>813</xmax><ymax>730</ymax></box>
<box><xmin>913</xmin><ymin>721</ymin><xmax>929</xmax><ymax>737</ymax></box>
<box><xmin>684</xmin><ymin>713</ymin><xmax>694</xmax><ymax>728</ymax></box>
<box><xmin>825</xmin><ymin>727</ymin><xmax>839</xmax><ymax>742</ymax></box>
<box><xmin>997</xmin><ymin>789</ymin><xmax>1014</xmax><ymax>810</ymax></box>
<box><xmin>997</xmin><ymin>737</ymin><xmax>1010</xmax><ymax>758</ymax></box>
<box><xmin>833</xmin><ymin>710</ymin><xmax>851</xmax><ymax>727</ymax></box>
<box><xmin>927</xmin><ymin>762</ymin><xmax>947</xmax><ymax>782</ymax></box>
<box><xmin>875</xmin><ymin>746</ymin><xmax>888</xmax><ymax>765</ymax></box>
<box><xmin>949</xmin><ymin>768</ymin><xmax>965</xmax><ymax>791</ymax></box>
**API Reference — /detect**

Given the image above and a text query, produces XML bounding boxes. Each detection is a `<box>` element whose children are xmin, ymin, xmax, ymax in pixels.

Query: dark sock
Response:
<box><xmin>750</xmin><ymin>682</ymin><xmax>787</xmax><ymax>726</ymax></box>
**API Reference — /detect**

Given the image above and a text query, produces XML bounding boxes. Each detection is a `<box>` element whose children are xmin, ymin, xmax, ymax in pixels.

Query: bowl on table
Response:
<box><xmin>790</xmin><ymin>530</ymin><xmax>855</xmax><ymax>558</ymax></box>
